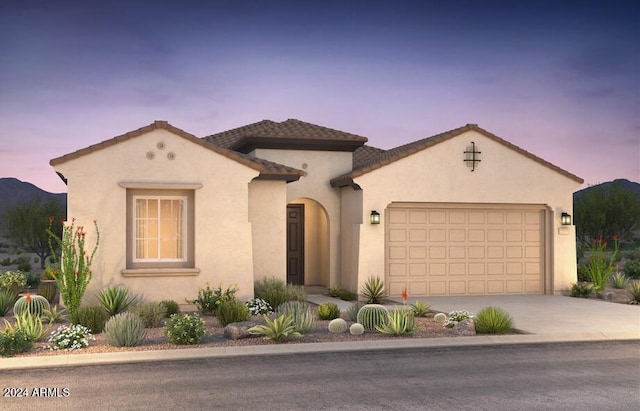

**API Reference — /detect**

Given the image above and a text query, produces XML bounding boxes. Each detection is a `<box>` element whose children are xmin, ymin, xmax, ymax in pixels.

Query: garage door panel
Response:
<box><xmin>386</xmin><ymin>204</ymin><xmax>545</xmax><ymax>296</ymax></box>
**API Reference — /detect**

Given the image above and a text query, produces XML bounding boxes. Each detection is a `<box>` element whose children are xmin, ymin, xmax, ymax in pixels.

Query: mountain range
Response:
<box><xmin>0</xmin><ymin>177</ymin><xmax>66</xmax><ymax>229</ymax></box>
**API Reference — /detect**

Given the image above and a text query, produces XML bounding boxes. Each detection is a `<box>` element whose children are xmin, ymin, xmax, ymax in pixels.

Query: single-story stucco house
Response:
<box><xmin>50</xmin><ymin>119</ymin><xmax>583</xmax><ymax>303</ymax></box>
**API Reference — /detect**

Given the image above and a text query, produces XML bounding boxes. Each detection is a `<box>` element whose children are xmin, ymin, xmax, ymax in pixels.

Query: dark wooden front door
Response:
<box><xmin>287</xmin><ymin>204</ymin><xmax>304</xmax><ymax>285</ymax></box>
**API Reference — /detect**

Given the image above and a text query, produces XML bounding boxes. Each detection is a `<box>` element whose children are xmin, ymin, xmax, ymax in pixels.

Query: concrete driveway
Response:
<box><xmin>395</xmin><ymin>295</ymin><xmax>640</xmax><ymax>338</ymax></box>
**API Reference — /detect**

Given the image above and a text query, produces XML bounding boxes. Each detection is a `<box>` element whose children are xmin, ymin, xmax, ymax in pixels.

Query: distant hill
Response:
<box><xmin>0</xmin><ymin>177</ymin><xmax>66</xmax><ymax>229</ymax></box>
<box><xmin>574</xmin><ymin>179</ymin><xmax>640</xmax><ymax>199</ymax></box>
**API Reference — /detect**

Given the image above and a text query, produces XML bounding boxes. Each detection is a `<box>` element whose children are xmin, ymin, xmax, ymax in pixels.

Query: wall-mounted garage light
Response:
<box><xmin>561</xmin><ymin>212</ymin><xmax>572</xmax><ymax>226</ymax></box>
<box><xmin>370</xmin><ymin>210</ymin><xmax>380</xmax><ymax>225</ymax></box>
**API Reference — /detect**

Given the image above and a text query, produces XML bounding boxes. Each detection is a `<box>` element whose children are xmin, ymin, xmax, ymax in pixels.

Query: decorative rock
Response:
<box><xmin>596</xmin><ymin>289</ymin><xmax>631</xmax><ymax>304</ymax></box>
<box><xmin>224</xmin><ymin>321</ymin><xmax>261</xmax><ymax>340</ymax></box>
<box><xmin>453</xmin><ymin>318</ymin><xmax>476</xmax><ymax>336</ymax></box>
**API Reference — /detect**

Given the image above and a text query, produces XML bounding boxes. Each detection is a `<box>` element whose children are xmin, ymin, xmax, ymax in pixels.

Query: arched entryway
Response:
<box><xmin>287</xmin><ymin>198</ymin><xmax>329</xmax><ymax>286</ymax></box>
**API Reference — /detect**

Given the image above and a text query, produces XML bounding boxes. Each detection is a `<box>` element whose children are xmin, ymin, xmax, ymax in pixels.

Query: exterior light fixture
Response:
<box><xmin>561</xmin><ymin>212</ymin><xmax>572</xmax><ymax>226</ymax></box>
<box><xmin>370</xmin><ymin>210</ymin><xmax>380</xmax><ymax>225</ymax></box>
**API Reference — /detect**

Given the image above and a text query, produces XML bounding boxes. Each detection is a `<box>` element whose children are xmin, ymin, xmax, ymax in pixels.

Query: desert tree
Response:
<box><xmin>3</xmin><ymin>195</ymin><xmax>65</xmax><ymax>268</ymax></box>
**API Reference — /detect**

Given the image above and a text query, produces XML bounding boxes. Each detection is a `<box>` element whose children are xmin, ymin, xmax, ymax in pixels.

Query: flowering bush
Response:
<box><xmin>164</xmin><ymin>313</ymin><xmax>207</xmax><ymax>345</ymax></box>
<box><xmin>47</xmin><ymin>218</ymin><xmax>100</xmax><ymax>318</ymax></box>
<box><xmin>48</xmin><ymin>324</ymin><xmax>94</xmax><ymax>351</ymax></box>
<box><xmin>245</xmin><ymin>298</ymin><xmax>272</xmax><ymax>315</ymax></box>
<box><xmin>0</xmin><ymin>270</ymin><xmax>27</xmax><ymax>293</ymax></box>
<box><xmin>583</xmin><ymin>235</ymin><xmax>619</xmax><ymax>291</ymax></box>
<box><xmin>186</xmin><ymin>283</ymin><xmax>238</xmax><ymax>315</ymax></box>
<box><xmin>444</xmin><ymin>310</ymin><xmax>473</xmax><ymax>328</ymax></box>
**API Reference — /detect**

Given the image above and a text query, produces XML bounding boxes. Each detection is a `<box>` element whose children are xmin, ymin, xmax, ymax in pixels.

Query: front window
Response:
<box><xmin>134</xmin><ymin>196</ymin><xmax>186</xmax><ymax>261</ymax></box>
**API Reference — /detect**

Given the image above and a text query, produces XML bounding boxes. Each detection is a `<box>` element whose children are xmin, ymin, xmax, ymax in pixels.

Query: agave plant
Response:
<box><xmin>376</xmin><ymin>309</ymin><xmax>415</xmax><ymax>336</ymax></box>
<box><xmin>247</xmin><ymin>314</ymin><xmax>302</xmax><ymax>343</ymax></box>
<box><xmin>361</xmin><ymin>276</ymin><xmax>388</xmax><ymax>304</ymax></box>
<box><xmin>97</xmin><ymin>286</ymin><xmax>142</xmax><ymax>316</ymax></box>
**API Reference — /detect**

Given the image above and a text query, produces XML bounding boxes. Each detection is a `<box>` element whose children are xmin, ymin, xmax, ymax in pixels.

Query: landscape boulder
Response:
<box><xmin>224</xmin><ymin>321</ymin><xmax>261</xmax><ymax>340</ymax></box>
<box><xmin>453</xmin><ymin>318</ymin><xmax>476</xmax><ymax>336</ymax></box>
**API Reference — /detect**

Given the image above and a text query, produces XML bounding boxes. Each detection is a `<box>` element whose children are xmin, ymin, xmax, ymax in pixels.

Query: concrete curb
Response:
<box><xmin>2</xmin><ymin>331</ymin><xmax>638</xmax><ymax>371</ymax></box>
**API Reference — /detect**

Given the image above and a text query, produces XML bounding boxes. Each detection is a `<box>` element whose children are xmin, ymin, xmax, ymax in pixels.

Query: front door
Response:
<box><xmin>287</xmin><ymin>204</ymin><xmax>304</xmax><ymax>285</ymax></box>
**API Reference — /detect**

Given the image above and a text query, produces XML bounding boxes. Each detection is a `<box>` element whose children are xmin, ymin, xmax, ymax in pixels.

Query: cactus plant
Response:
<box><xmin>13</xmin><ymin>293</ymin><xmax>50</xmax><ymax>318</ymax></box>
<box><xmin>356</xmin><ymin>304</ymin><xmax>389</xmax><ymax>331</ymax></box>
<box><xmin>433</xmin><ymin>312</ymin><xmax>447</xmax><ymax>323</ymax></box>
<box><xmin>328</xmin><ymin>318</ymin><xmax>348</xmax><ymax>333</ymax></box>
<box><xmin>37</xmin><ymin>282</ymin><xmax>57</xmax><ymax>303</ymax></box>
<box><xmin>350</xmin><ymin>323</ymin><xmax>365</xmax><ymax>335</ymax></box>
<box><xmin>316</xmin><ymin>302</ymin><xmax>340</xmax><ymax>320</ymax></box>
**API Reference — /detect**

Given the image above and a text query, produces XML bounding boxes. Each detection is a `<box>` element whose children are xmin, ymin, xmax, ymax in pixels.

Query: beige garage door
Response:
<box><xmin>386</xmin><ymin>204</ymin><xmax>547</xmax><ymax>296</ymax></box>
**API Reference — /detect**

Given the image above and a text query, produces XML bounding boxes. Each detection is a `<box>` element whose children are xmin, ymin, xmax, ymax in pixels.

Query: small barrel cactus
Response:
<box><xmin>350</xmin><ymin>323</ymin><xmax>365</xmax><ymax>335</ymax></box>
<box><xmin>37</xmin><ymin>282</ymin><xmax>57</xmax><ymax>303</ymax></box>
<box><xmin>356</xmin><ymin>304</ymin><xmax>389</xmax><ymax>331</ymax></box>
<box><xmin>434</xmin><ymin>312</ymin><xmax>447</xmax><ymax>323</ymax></box>
<box><xmin>328</xmin><ymin>318</ymin><xmax>348</xmax><ymax>333</ymax></box>
<box><xmin>13</xmin><ymin>293</ymin><xmax>50</xmax><ymax>317</ymax></box>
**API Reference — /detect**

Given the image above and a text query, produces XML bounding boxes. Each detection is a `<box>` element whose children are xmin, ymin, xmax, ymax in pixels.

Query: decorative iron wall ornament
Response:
<box><xmin>463</xmin><ymin>141</ymin><xmax>481</xmax><ymax>171</ymax></box>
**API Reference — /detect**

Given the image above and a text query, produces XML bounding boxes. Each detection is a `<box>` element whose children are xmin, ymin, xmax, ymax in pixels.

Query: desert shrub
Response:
<box><xmin>276</xmin><ymin>301</ymin><xmax>315</xmax><ymax>334</ymax></box>
<box><xmin>247</xmin><ymin>314</ymin><xmax>301</xmax><ymax>343</ymax></box>
<box><xmin>350</xmin><ymin>323</ymin><xmax>365</xmax><ymax>335</ymax></box>
<box><xmin>316</xmin><ymin>302</ymin><xmax>340</xmax><ymax>320</ymax></box>
<box><xmin>48</xmin><ymin>323</ymin><xmax>94</xmax><ymax>350</ymax></box>
<box><xmin>361</xmin><ymin>276</ymin><xmax>388</xmax><ymax>304</ymax></box>
<box><xmin>433</xmin><ymin>313</ymin><xmax>447</xmax><ymax>323</ymax></box>
<box><xmin>474</xmin><ymin>306</ymin><xmax>514</xmax><ymax>334</ymax></box>
<box><xmin>13</xmin><ymin>311</ymin><xmax>48</xmax><ymax>341</ymax></box>
<box><xmin>42</xmin><ymin>306</ymin><xmax>68</xmax><ymax>323</ymax></box>
<box><xmin>629</xmin><ymin>281</ymin><xmax>640</xmax><ymax>304</ymax></box>
<box><xmin>186</xmin><ymin>283</ymin><xmax>237</xmax><ymax>316</ymax></box>
<box><xmin>104</xmin><ymin>312</ymin><xmax>147</xmax><ymax>347</ymax></box>
<box><xmin>326</xmin><ymin>286</ymin><xmax>356</xmax><ymax>301</ymax></box>
<box><xmin>356</xmin><ymin>304</ymin><xmax>389</xmax><ymax>331</ymax></box>
<box><xmin>624</xmin><ymin>259</ymin><xmax>640</xmax><ymax>280</ymax></box>
<box><xmin>164</xmin><ymin>313</ymin><xmax>207</xmax><ymax>345</ymax></box>
<box><xmin>570</xmin><ymin>282</ymin><xmax>593</xmax><ymax>298</ymax></box>
<box><xmin>97</xmin><ymin>286</ymin><xmax>142</xmax><ymax>316</ymax></box>
<box><xmin>13</xmin><ymin>294</ymin><xmax>50</xmax><ymax>318</ymax></box>
<box><xmin>610</xmin><ymin>272</ymin><xmax>629</xmax><ymax>289</ymax></box>
<box><xmin>576</xmin><ymin>263</ymin><xmax>590</xmax><ymax>282</ymax></box>
<box><xmin>17</xmin><ymin>259</ymin><xmax>32</xmax><ymax>274</ymax></box>
<box><xmin>583</xmin><ymin>237</ymin><xmax>619</xmax><ymax>291</ymax></box>
<box><xmin>0</xmin><ymin>258</ymin><xmax>12</xmax><ymax>266</ymax></box>
<box><xmin>246</xmin><ymin>298</ymin><xmax>272</xmax><ymax>315</ymax></box>
<box><xmin>160</xmin><ymin>300</ymin><xmax>180</xmax><ymax>318</ymax></box>
<box><xmin>0</xmin><ymin>326</ymin><xmax>33</xmax><ymax>356</ymax></box>
<box><xmin>285</xmin><ymin>283</ymin><xmax>306</xmax><ymax>302</ymax></box>
<box><xmin>346</xmin><ymin>302</ymin><xmax>365</xmax><ymax>322</ymax></box>
<box><xmin>0</xmin><ymin>270</ymin><xmax>27</xmax><ymax>294</ymax></box>
<box><xmin>328</xmin><ymin>318</ymin><xmax>348</xmax><ymax>333</ymax></box>
<box><xmin>254</xmin><ymin>277</ymin><xmax>288</xmax><ymax>310</ymax></box>
<box><xmin>71</xmin><ymin>305</ymin><xmax>108</xmax><ymax>334</ymax></box>
<box><xmin>411</xmin><ymin>301</ymin><xmax>430</xmax><ymax>317</ymax></box>
<box><xmin>0</xmin><ymin>290</ymin><xmax>18</xmax><ymax>316</ymax></box>
<box><xmin>216</xmin><ymin>298</ymin><xmax>251</xmax><ymax>326</ymax></box>
<box><xmin>37</xmin><ymin>281</ymin><xmax>57</xmax><ymax>303</ymax></box>
<box><xmin>376</xmin><ymin>310</ymin><xmax>415</xmax><ymax>336</ymax></box>
<box><xmin>133</xmin><ymin>301</ymin><xmax>166</xmax><ymax>328</ymax></box>
<box><xmin>444</xmin><ymin>310</ymin><xmax>473</xmax><ymax>328</ymax></box>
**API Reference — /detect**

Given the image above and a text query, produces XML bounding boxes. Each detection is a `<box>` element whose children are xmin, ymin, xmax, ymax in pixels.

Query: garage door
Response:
<box><xmin>386</xmin><ymin>204</ymin><xmax>547</xmax><ymax>296</ymax></box>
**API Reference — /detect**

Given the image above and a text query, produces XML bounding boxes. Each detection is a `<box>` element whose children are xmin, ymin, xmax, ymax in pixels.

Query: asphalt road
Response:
<box><xmin>1</xmin><ymin>341</ymin><xmax>639</xmax><ymax>410</ymax></box>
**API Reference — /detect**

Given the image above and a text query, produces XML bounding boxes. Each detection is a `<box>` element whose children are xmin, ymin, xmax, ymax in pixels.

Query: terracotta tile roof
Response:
<box><xmin>331</xmin><ymin>124</ymin><xmax>584</xmax><ymax>187</ymax></box>
<box><xmin>50</xmin><ymin>121</ymin><xmax>304</xmax><ymax>182</ymax></box>
<box><xmin>204</xmin><ymin>119</ymin><xmax>368</xmax><ymax>152</ymax></box>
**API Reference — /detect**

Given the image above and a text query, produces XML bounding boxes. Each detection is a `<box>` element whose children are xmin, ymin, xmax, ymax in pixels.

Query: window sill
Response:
<box><xmin>121</xmin><ymin>268</ymin><xmax>200</xmax><ymax>277</ymax></box>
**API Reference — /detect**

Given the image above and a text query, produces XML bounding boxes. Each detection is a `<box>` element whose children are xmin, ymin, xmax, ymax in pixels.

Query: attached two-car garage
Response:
<box><xmin>385</xmin><ymin>203</ymin><xmax>549</xmax><ymax>296</ymax></box>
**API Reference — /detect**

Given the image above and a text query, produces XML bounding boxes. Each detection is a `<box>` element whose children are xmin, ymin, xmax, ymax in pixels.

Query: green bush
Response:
<box><xmin>254</xmin><ymin>277</ymin><xmax>288</xmax><ymax>310</ymax></box>
<box><xmin>0</xmin><ymin>270</ymin><xmax>27</xmax><ymax>294</ymax></box>
<box><xmin>276</xmin><ymin>301</ymin><xmax>315</xmax><ymax>334</ymax></box>
<box><xmin>0</xmin><ymin>326</ymin><xmax>33</xmax><ymax>357</ymax></box>
<box><xmin>0</xmin><ymin>258</ymin><xmax>12</xmax><ymax>266</ymax></box>
<box><xmin>610</xmin><ymin>272</ymin><xmax>629</xmax><ymax>289</ymax></box>
<box><xmin>96</xmin><ymin>286</ymin><xmax>142</xmax><ymax>316</ymax></box>
<box><xmin>326</xmin><ymin>286</ymin><xmax>356</xmax><ymax>301</ymax></box>
<box><xmin>186</xmin><ymin>283</ymin><xmax>237</xmax><ymax>315</ymax></box>
<box><xmin>570</xmin><ymin>282</ymin><xmax>593</xmax><ymax>298</ymax></box>
<box><xmin>361</xmin><ymin>276</ymin><xmax>388</xmax><ymax>304</ymax></box>
<box><xmin>216</xmin><ymin>298</ymin><xmax>251</xmax><ymax>326</ymax></box>
<box><xmin>37</xmin><ymin>282</ymin><xmax>57</xmax><ymax>303</ymax></box>
<box><xmin>629</xmin><ymin>281</ymin><xmax>640</xmax><ymax>304</ymax></box>
<box><xmin>104</xmin><ymin>312</ymin><xmax>147</xmax><ymax>347</ymax></box>
<box><xmin>160</xmin><ymin>300</ymin><xmax>180</xmax><ymax>318</ymax></box>
<box><xmin>133</xmin><ymin>302</ymin><xmax>166</xmax><ymax>328</ymax></box>
<box><xmin>346</xmin><ymin>302</ymin><xmax>365</xmax><ymax>322</ymax></box>
<box><xmin>357</xmin><ymin>304</ymin><xmax>389</xmax><ymax>331</ymax></box>
<box><xmin>247</xmin><ymin>314</ymin><xmax>301</xmax><ymax>343</ymax></box>
<box><xmin>624</xmin><ymin>259</ymin><xmax>640</xmax><ymax>280</ymax></box>
<box><xmin>474</xmin><ymin>306</ymin><xmax>514</xmax><ymax>334</ymax></box>
<box><xmin>285</xmin><ymin>283</ymin><xmax>307</xmax><ymax>302</ymax></box>
<box><xmin>13</xmin><ymin>294</ymin><xmax>50</xmax><ymax>318</ymax></box>
<box><xmin>0</xmin><ymin>290</ymin><xmax>18</xmax><ymax>316</ymax></box>
<box><xmin>72</xmin><ymin>305</ymin><xmax>108</xmax><ymax>333</ymax></box>
<box><xmin>316</xmin><ymin>302</ymin><xmax>340</xmax><ymax>320</ymax></box>
<box><xmin>376</xmin><ymin>310</ymin><xmax>415</xmax><ymax>336</ymax></box>
<box><xmin>410</xmin><ymin>301</ymin><xmax>430</xmax><ymax>317</ymax></box>
<box><xmin>17</xmin><ymin>260</ymin><xmax>32</xmax><ymax>274</ymax></box>
<box><xmin>164</xmin><ymin>313</ymin><xmax>207</xmax><ymax>345</ymax></box>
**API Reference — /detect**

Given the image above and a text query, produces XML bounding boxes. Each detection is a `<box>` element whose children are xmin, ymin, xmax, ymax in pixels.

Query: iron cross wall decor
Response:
<box><xmin>463</xmin><ymin>141</ymin><xmax>481</xmax><ymax>171</ymax></box>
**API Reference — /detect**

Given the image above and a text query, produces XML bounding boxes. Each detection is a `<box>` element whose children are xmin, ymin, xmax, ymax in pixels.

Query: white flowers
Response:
<box><xmin>48</xmin><ymin>324</ymin><xmax>94</xmax><ymax>350</ymax></box>
<box><xmin>245</xmin><ymin>298</ymin><xmax>272</xmax><ymax>315</ymax></box>
<box><xmin>443</xmin><ymin>310</ymin><xmax>473</xmax><ymax>328</ymax></box>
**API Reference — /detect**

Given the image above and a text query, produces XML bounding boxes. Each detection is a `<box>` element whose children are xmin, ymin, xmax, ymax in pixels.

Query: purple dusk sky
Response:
<box><xmin>0</xmin><ymin>1</ymin><xmax>638</xmax><ymax>193</ymax></box>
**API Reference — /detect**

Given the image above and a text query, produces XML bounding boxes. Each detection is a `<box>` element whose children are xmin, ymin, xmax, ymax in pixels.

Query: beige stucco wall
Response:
<box><xmin>253</xmin><ymin>149</ymin><xmax>352</xmax><ymax>287</ymax></box>
<box><xmin>351</xmin><ymin>129</ymin><xmax>581</xmax><ymax>295</ymax></box>
<box><xmin>52</xmin><ymin>128</ymin><xmax>262</xmax><ymax>304</ymax></box>
<box><xmin>339</xmin><ymin>187</ymin><xmax>363</xmax><ymax>292</ymax></box>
